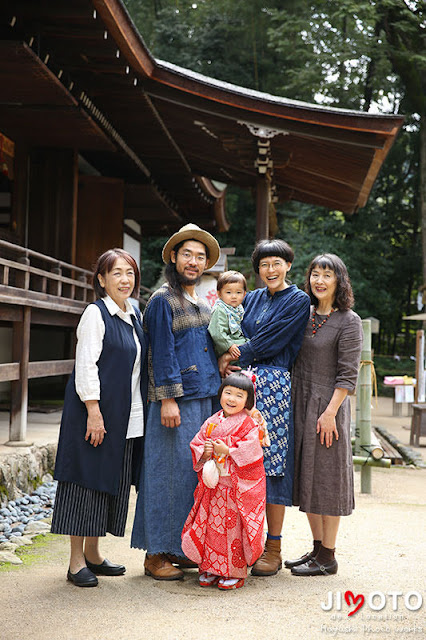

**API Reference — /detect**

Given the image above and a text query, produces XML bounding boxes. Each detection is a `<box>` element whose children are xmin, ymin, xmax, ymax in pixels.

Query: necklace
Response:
<box><xmin>312</xmin><ymin>307</ymin><xmax>336</xmax><ymax>335</ymax></box>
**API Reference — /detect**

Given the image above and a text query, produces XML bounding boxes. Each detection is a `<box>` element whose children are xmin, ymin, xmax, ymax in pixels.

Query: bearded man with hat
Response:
<box><xmin>131</xmin><ymin>224</ymin><xmax>222</xmax><ymax>580</ymax></box>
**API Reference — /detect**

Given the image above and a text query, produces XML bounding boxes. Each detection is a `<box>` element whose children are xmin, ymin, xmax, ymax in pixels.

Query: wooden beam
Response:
<box><xmin>28</xmin><ymin>359</ymin><xmax>74</xmax><ymax>379</ymax></box>
<box><xmin>0</xmin><ymin>360</ymin><xmax>74</xmax><ymax>383</ymax></box>
<box><xmin>0</xmin><ymin>305</ymin><xmax>22</xmax><ymax>322</ymax></box>
<box><xmin>0</xmin><ymin>286</ymin><xmax>87</xmax><ymax>314</ymax></box>
<box><xmin>31</xmin><ymin>308</ymin><xmax>79</xmax><ymax>327</ymax></box>
<box><xmin>0</xmin><ymin>363</ymin><xmax>19</xmax><ymax>383</ymax></box>
<box><xmin>123</xmin><ymin>222</ymin><xmax>142</xmax><ymax>242</ymax></box>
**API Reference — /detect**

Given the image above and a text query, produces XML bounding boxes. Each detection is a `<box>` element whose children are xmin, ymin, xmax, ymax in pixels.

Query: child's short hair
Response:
<box><xmin>216</xmin><ymin>270</ymin><xmax>247</xmax><ymax>292</ymax></box>
<box><xmin>218</xmin><ymin>372</ymin><xmax>255</xmax><ymax>410</ymax></box>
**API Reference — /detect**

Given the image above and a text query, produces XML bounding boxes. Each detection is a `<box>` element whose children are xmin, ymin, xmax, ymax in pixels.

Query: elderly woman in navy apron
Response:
<box><xmin>219</xmin><ymin>239</ymin><xmax>310</xmax><ymax>576</ymax></box>
<box><xmin>51</xmin><ymin>249</ymin><xmax>147</xmax><ymax>587</ymax></box>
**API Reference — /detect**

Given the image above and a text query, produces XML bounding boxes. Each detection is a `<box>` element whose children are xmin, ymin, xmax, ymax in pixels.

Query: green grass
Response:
<box><xmin>0</xmin><ymin>533</ymin><xmax>57</xmax><ymax>571</ymax></box>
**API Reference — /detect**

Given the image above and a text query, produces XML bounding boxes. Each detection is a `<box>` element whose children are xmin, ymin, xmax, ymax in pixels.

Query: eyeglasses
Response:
<box><xmin>259</xmin><ymin>260</ymin><xmax>286</xmax><ymax>269</ymax></box>
<box><xmin>178</xmin><ymin>250</ymin><xmax>207</xmax><ymax>263</ymax></box>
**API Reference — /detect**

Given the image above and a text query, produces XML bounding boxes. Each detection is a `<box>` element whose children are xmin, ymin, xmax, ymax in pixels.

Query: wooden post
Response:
<box><xmin>71</xmin><ymin>149</ymin><xmax>79</xmax><ymax>267</ymax></box>
<box><xmin>358</xmin><ymin>319</ymin><xmax>372</xmax><ymax>493</ymax></box>
<box><xmin>256</xmin><ymin>174</ymin><xmax>269</xmax><ymax>242</ymax></box>
<box><xmin>7</xmin><ymin>305</ymin><xmax>32</xmax><ymax>446</ymax></box>
<box><xmin>12</xmin><ymin>144</ymin><xmax>30</xmax><ymax>245</ymax></box>
<box><xmin>415</xmin><ymin>330</ymin><xmax>425</xmax><ymax>403</ymax></box>
<box><xmin>255</xmin><ymin>174</ymin><xmax>270</xmax><ymax>288</ymax></box>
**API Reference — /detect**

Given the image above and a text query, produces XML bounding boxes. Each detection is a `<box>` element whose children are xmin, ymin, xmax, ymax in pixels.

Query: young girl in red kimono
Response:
<box><xmin>181</xmin><ymin>372</ymin><xmax>266</xmax><ymax>590</ymax></box>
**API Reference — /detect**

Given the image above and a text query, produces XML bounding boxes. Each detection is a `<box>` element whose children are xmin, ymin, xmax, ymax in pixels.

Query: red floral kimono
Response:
<box><xmin>181</xmin><ymin>410</ymin><xmax>266</xmax><ymax>578</ymax></box>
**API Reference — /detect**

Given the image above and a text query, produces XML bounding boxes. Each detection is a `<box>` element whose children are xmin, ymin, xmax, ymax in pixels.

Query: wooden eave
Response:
<box><xmin>1</xmin><ymin>0</ymin><xmax>404</xmax><ymax>225</ymax></box>
<box><xmin>143</xmin><ymin>68</ymin><xmax>403</xmax><ymax>214</ymax></box>
<box><xmin>0</xmin><ymin>40</ymin><xmax>114</xmax><ymax>151</ymax></box>
<box><xmin>92</xmin><ymin>0</ymin><xmax>404</xmax><ymax>215</ymax></box>
<box><xmin>1</xmin><ymin>1</ymin><xmax>222</xmax><ymax>234</ymax></box>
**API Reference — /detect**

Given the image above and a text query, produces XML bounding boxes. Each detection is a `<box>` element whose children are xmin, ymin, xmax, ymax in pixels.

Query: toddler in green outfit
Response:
<box><xmin>208</xmin><ymin>270</ymin><xmax>247</xmax><ymax>361</ymax></box>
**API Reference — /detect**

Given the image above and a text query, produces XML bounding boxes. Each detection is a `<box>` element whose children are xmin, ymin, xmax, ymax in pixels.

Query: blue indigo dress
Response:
<box><xmin>239</xmin><ymin>285</ymin><xmax>310</xmax><ymax>505</ymax></box>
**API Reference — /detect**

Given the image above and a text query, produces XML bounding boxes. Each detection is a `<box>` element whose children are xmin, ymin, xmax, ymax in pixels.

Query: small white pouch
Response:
<box><xmin>202</xmin><ymin>459</ymin><xmax>219</xmax><ymax>488</ymax></box>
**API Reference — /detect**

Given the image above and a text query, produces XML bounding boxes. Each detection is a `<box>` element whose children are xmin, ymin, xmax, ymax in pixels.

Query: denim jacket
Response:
<box><xmin>144</xmin><ymin>284</ymin><xmax>221</xmax><ymax>402</ymax></box>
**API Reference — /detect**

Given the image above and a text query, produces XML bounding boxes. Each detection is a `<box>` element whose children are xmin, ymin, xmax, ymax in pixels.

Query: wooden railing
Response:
<box><xmin>0</xmin><ymin>240</ymin><xmax>153</xmax><ymax>445</ymax></box>
<box><xmin>0</xmin><ymin>239</ymin><xmax>96</xmax><ymax>314</ymax></box>
<box><xmin>0</xmin><ymin>240</ymin><xmax>97</xmax><ymax>445</ymax></box>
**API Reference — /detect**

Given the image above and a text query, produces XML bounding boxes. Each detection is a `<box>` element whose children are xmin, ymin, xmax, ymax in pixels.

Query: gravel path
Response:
<box><xmin>1</xmin><ymin>466</ymin><xmax>425</xmax><ymax>640</ymax></box>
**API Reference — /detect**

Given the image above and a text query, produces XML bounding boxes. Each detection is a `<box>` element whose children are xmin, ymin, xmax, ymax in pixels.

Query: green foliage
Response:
<box><xmin>140</xmin><ymin>234</ymin><xmax>168</xmax><ymax>290</ymax></box>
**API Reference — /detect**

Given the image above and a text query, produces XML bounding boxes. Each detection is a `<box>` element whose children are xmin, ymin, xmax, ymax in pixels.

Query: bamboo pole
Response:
<box><xmin>352</xmin><ymin>456</ymin><xmax>391</xmax><ymax>468</ymax></box>
<box><xmin>354</xmin><ymin>387</ymin><xmax>361</xmax><ymax>458</ymax></box>
<box><xmin>358</xmin><ymin>319</ymin><xmax>372</xmax><ymax>493</ymax></box>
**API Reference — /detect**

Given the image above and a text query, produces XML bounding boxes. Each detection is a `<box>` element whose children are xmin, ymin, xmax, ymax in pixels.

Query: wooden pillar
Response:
<box><xmin>255</xmin><ymin>174</ymin><xmax>270</xmax><ymax>288</ymax></box>
<box><xmin>11</xmin><ymin>144</ymin><xmax>30</xmax><ymax>245</ymax></box>
<box><xmin>70</xmin><ymin>150</ymin><xmax>79</xmax><ymax>266</ymax></box>
<box><xmin>256</xmin><ymin>174</ymin><xmax>269</xmax><ymax>242</ymax></box>
<box><xmin>7</xmin><ymin>305</ymin><xmax>32</xmax><ymax>445</ymax></box>
<box><xmin>415</xmin><ymin>330</ymin><xmax>425</xmax><ymax>403</ymax></box>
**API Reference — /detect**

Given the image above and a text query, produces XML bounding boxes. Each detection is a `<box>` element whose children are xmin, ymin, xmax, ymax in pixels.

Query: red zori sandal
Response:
<box><xmin>217</xmin><ymin>577</ymin><xmax>245</xmax><ymax>590</ymax></box>
<box><xmin>199</xmin><ymin>571</ymin><xmax>220</xmax><ymax>587</ymax></box>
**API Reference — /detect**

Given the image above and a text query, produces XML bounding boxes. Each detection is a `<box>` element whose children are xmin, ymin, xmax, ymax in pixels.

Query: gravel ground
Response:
<box><xmin>0</xmin><ymin>465</ymin><xmax>425</xmax><ymax>640</ymax></box>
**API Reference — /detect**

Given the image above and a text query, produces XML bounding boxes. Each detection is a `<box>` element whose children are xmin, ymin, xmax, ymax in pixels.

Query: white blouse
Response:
<box><xmin>75</xmin><ymin>295</ymin><xmax>144</xmax><ymax>438</ymax></box>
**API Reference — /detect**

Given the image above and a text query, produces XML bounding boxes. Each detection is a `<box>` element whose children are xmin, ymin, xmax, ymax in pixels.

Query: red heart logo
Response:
<box><xmin>345</xmin><ymin>590</ymin><xmax>365</xmax><ymax>616</ymax></box>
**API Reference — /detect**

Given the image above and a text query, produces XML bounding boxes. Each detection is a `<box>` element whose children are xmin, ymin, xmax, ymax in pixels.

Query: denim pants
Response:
<box><xmin>131</xmin><ymin>396</ymin><xmax>214</xmax><ymax>556</ymax></box>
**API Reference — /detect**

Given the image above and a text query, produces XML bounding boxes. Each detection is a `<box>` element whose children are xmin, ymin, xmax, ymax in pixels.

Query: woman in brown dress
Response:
<box><xmin>287</xmin><ymin>254</ymin><xmax>363</xmax><ymax>576</ymax></box>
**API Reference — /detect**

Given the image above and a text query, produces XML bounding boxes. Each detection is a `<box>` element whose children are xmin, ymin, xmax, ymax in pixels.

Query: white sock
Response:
<box><xmin>218</xmin><ymin>577</ymin><xmax>240</xmax><ymax>587</ymax></box>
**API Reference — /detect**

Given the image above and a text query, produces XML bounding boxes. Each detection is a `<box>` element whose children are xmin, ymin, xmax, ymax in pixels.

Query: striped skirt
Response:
<box><xmin>51</xmin><ymin>439</ymin><xmax>133</xmax><ymax>537</ymax></box>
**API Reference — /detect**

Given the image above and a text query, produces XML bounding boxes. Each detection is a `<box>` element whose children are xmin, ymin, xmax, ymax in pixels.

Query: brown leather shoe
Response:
<box><xmin>251</xmin><ymin>538</ymin><xmax>282</xmax><ymax>576</ymax></box>
<box><xmin>144</xmin><ymin>553</ymin><xmax>184</xmax><ymax>581</ymax></box>
<box><xmin>166</xmin><ymin>554</ymin><xmax>198</xmax><ymax>569</ymax></box>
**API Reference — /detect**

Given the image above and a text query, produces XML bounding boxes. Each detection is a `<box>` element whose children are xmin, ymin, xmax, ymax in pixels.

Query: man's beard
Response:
<box><xmin>176</xmin><ymin>270</ymin><xmax>202</xmax><ymax>287</ymax></box>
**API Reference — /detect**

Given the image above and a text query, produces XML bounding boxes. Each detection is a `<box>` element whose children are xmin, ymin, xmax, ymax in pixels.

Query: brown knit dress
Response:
<box><xmin>292</xmin><ymin>308</ymin><xmax>363</xmax><ymax>516</ymax></box>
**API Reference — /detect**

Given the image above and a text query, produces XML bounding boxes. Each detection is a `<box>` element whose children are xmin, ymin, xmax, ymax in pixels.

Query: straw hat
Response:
<box><xmin>162</xmin><ymin>223</ymin><xmax>220</xmax><ymax>267</ymax></box>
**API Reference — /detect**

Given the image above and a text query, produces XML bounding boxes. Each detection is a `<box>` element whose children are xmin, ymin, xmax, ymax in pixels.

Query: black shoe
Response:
<box><xmin>284</xmin><ymin>551</ymin><xmax>315</xmax><ymax>569</ymax></box>
<box><xmin>67</xmin><ymin>567</ymin><xmax>98</xmax><ymax>587</ymax></box>
<box><xmin>85</xmin><ymin>557</ymin><xmax>126</xmax><ymax>576</ymax></box>
<box><xmin>291</xmin><ymin>557</ymin><xmax>338</xmax><ymax>576</ymax></box>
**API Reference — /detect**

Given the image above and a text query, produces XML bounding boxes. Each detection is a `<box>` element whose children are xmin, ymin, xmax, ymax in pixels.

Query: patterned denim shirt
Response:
<box><xmin>144</xmin><ymin>284</ymin><xmax>221</xmax><ymax>402</ymax></box>
<box><xmin>239</xmin><ymin>285</ymin><xmax>310</xmax><ymax>370</ymax></box>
